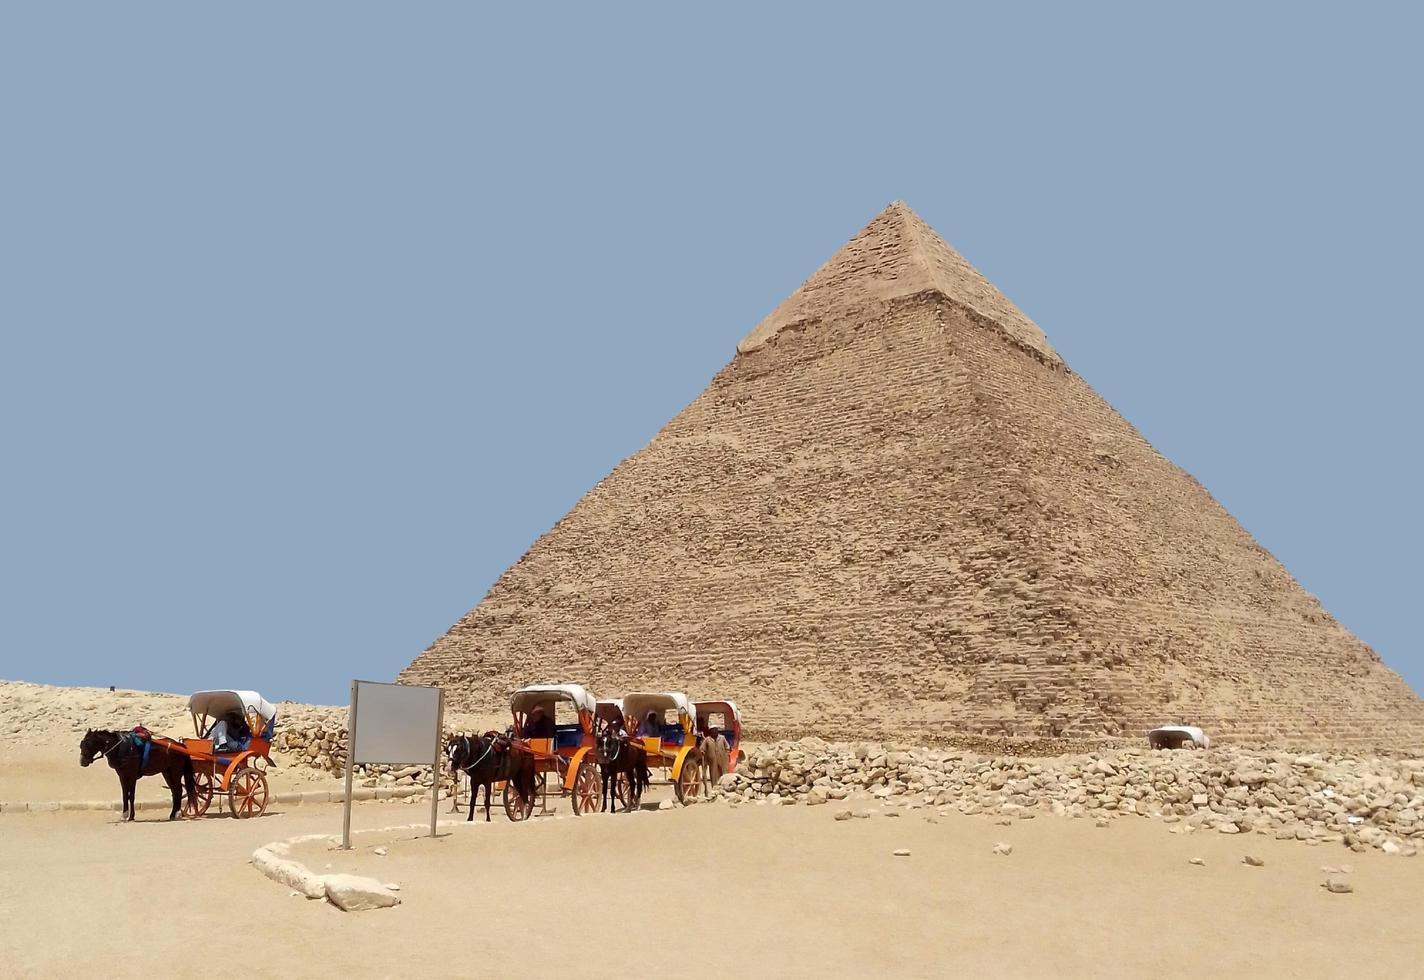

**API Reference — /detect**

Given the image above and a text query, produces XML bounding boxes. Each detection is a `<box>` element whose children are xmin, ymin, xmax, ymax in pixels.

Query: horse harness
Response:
<box><xmin>454</xmin><ymin>732</ymin><xmax>509</xmax><ymax>773</ymax></box>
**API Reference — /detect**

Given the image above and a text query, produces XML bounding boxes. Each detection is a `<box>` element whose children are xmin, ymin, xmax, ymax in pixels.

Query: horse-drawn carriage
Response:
<box><xmin>501</xmin><ymin>683</ymin><xmax>604</xmax><ymax>820</ymax></box>
<box><xmin>181</xmin><ymin>690</ymin><xmax>277</xmax><ymax>818</ymax></box>
<box><xmin>621</xmin><ymin>691</ymin><xmax>703</xmax><ymax>803</ymax></box>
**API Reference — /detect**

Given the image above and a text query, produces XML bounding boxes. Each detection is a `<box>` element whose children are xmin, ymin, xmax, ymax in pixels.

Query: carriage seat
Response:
<box><xmin>660</xmin><ymin>725</ymin><xmax>685</xmax><ymax>746</ymax></box>
<box><xmin>554</xmin><ymin>724</ymin><xmax>582</xmax><ymax>750</ymax></box>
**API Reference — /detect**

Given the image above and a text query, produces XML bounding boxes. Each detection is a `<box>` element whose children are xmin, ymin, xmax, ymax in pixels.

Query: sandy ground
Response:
<box><xmin>5</xmin><ymin>680</ymin><xmax>1421</xmax><ymax>977</ymax></box>
<box><xmin>3</xmin><ymin>782</ymin><xmax>1422</xmax><ymax>980</ymax></box>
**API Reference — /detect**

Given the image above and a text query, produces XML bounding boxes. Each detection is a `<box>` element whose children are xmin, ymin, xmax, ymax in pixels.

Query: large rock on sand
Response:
<box><xmin>324</xmin><ymin>874</ymin><xmax>401</xmax><ymax>912</ymax></box>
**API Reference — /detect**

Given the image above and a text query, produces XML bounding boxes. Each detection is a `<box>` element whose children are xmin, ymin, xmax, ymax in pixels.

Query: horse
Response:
<box><xmin>593</xmin><ymin>729</ymin><xmax>650</xmax><ymax>813</ymax></box>
<box><xmin>446</xmin><ymin>731</ymin><xmax>537</xmax><ymax>822</ymax></box>
<box><xmin>79</xmin><ymin>729</ymin><xmax>197</xmax><ymax>821</ymax></box>
<box><xmin>698</xmin><ymin>731</ymin><xmax>731</xmax><ymax>794</ymax></box>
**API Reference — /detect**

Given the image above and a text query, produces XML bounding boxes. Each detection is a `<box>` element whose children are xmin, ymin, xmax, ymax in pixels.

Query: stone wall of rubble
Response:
<box><xmin>275</xmin><ymin>724</ymin><xmax>441</xmax><ymax>788</ymax></box>
<box><xmin>716</xmin><ymin>738</ymin><xmax>1423</xmax><ymax>857</ymax></box>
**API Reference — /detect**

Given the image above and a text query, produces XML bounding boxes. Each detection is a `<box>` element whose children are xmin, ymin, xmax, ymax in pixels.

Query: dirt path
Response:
<box><xmin>4</xmin><ymin>790</ymin><xmax>1421</xmax><ymax>979</ymax></box>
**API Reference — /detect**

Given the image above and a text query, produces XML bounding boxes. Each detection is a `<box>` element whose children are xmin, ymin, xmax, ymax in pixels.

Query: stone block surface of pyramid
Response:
<box><xmin>400</xmin><ymin>201</ymin><xmax>1424</xmax><ymax>749</ymax></box>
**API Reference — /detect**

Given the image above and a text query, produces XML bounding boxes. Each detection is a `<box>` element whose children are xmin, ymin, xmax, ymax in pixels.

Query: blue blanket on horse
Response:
<box><xmin>126</xmin><ymin>731</ymin><xmax>152</xmax><ymax>769</ymax></box>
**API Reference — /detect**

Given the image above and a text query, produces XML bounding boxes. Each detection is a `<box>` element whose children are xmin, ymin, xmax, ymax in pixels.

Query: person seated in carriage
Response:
<box><xmin>208</xmin><ymin>710</ymin><xmax>251</xmax><ymax>753</ymax></box>
<box><xmin>524</xmin><ymin>705</ymin><xmax>556</xmax><ymax>739</ymax></box>
<box><xmin>638</xmin><ymin>710</ymin><xmax>661</xmax><ymax>738</ymax></box>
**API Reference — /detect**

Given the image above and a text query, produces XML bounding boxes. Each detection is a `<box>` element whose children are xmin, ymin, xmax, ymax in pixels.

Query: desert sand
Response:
<box><xmin>3</xmin><ymin>680</ymin><xmax>1422</xmax><ymax>979</ymax></box>
<box><xmin>3</xmin><ymin>788</ymin><xmax>1422</xmax><ymax>979</ymax></box>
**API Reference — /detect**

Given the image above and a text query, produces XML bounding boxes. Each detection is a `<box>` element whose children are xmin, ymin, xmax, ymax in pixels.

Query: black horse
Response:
<box><xmin>79</xmin><ymin>729</ymin><xmax>197</xmax><ymax>821</ymax></box>
<box><xmin>446</xmin><ymin>731</ymin><xmax>537</xmax><ymax>823</ymax></box>
<box><xmin>593</xmin><ymin>729</ymin><xmax>650</xmax><ymax>813</ymax></box>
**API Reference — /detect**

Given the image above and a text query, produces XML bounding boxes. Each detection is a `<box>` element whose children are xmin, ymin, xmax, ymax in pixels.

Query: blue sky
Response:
<box><xmin>2</xmin><ymin>4</ymin><xmax>1420</xmax><ymax>704</ymax></box>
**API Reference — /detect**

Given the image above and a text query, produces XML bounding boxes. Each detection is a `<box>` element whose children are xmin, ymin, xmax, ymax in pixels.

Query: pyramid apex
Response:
<box><xmin>738</xmin><ymin>202</ymin><xmax>1059</xmax><ymax>364</ymax></box>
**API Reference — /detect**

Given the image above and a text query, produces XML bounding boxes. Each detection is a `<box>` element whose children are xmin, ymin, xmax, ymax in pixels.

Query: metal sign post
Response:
<box><xmin>341</xmin><ymin>679</ymin><xmax>359</xmax><ymax>849</ymax></box>
<box><xmin>340</xmin><ymin>679</ymin><xmax>443</xmax><ymax>850</ymax></box>
<box><xmin>430</xmin><ymin>687</ymin><xmax>444</xmax><ymax>840</ymax></box>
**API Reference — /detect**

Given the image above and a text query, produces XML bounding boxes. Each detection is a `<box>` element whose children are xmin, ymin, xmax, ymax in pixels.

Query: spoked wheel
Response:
<box><xmin>615</xmin><ymin>772</ymin><xmax>633</xmax><ymax>812</ymax></box>
<box><xmin>227</xmin><ymin>767</ymin><xmax>269</xmax><ymax>819</ymax></box>
<box><xmin>502</xmin><ymin>780</ymin><xmax>534</xmax><ymax>822</ymax></box>
<box><xmin>675</xmin><ymin>755</ymin><xmax>702</xmax><ymax>804</ymax></box>
<box><xmin>183</xmin><ymin>768</ymin><xmax>215</xmax><ymax>818</ymax></box>
<box><xmin>571</xmin><ymin>763</ymin><xmax>601</xmax><ymax>816</ymax></box>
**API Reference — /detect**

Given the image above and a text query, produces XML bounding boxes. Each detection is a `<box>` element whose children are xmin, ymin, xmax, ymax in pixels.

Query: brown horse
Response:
<box><xmin>80</xmin><ymin>729</ymin><xmax>197</xmax><ymax>821</ymax></box>
<box><xmin>698</xmin><ymin>732</ymin><xmax>730</xmax><ymax>793</ymax></box>
<box><xmin>593</xmin><ymin>729</ymin><xmax>650</xmax><ymax>813</ymax></box>
<box><xmin>446</xmin><ymin>731</ymin><xmax>537</xmax><ymax>822</ymax></box>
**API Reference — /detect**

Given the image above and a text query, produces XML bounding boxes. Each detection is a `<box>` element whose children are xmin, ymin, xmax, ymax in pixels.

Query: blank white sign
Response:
<box><xmin>351</xmin><ymin>680</ymin><xmax>441</xmax><ymax>765</ymax></box>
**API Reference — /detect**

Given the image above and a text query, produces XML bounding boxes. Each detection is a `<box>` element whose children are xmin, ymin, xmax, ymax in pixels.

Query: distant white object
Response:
<box><xmin>1147</xmin><ymin>725</ymin><xmax>1210</xmax><ymax>750</ymax></box>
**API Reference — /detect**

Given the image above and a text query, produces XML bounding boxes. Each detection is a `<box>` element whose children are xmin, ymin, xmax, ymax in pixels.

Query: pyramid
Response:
<box><xmin>401</xmin><ymin>202</ymin><xmax>1424</xmax><ymax>749</ymax></box>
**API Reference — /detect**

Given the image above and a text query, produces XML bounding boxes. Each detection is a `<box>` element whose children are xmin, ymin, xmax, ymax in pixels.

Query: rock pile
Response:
<box><xmin>716</xmin><ymin>738</ymin><xmax>1424</xmax><ymax>857</ymax></box>
<box><xmin>275</xmin><ymin>725</ymin><xmax>447</xmax><ymax>789</ymax></box>
<box><xmin>274</xmin><ymin>725</ymin><xmax>349</xmax><ymax>776</ymax></box>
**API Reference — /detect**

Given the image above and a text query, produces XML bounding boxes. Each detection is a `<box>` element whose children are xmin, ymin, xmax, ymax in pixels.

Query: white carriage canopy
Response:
<box><xmin>622</xmin><ymin>691</ymin><xmax>694</xmax><ymax>728</ymax></box>
<box><xmin>188</xmin><ymin>690</ymin><xmax>277</xmax><ymax>725</ymax></box>
<box><xmin>510</xmin><ymin>683</ymin><xmax>597</xmax><ymax>718</ymax></box>
<box><xmin>695</xmin><ymin>699</ymin><xmax>742</xmax><ymax>730</ymax></box>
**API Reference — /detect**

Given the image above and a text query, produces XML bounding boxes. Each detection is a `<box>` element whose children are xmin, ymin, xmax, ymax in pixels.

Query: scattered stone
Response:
<box><xmin>893</xmin><ymin>848</ymin><xmax>911</xmax><ymax>857</ymax></box>
<box><xmin>834</xmin><ymin>810</ymin><xmax>853</xmax><ymax>822</ymax></box>
<box><xmin>323</xmin><ymin>874</ymin><xmax>401</xmax><ymax>912</ymax></box>
<box><xmin>373</xmin><ymin>847</ymin><xmax>387</xmax><ymax>856</ymax></box>
<box><xmin>1243</xmin><ymin>855</ymin><xmax>1265</xmax><ymax>867</ymax></box>
<box><xmin>1323</xmin><ymin>876</ymin><xmax>1353</xmax><ymax>894</ymax></box>
<box><xmin>700</xmin><ymin>738</ymin><xmax>1423</xmax><ymax>858</ymax></box>
<box><xmin>992</xmin><ymin>842</ymin><xmax>1013</xmax><ymax>856</ymax></box>
<box><xmin>852</xmin><ymin>809</ymin><xmax>872</xmax><ymax>820</ymax></box>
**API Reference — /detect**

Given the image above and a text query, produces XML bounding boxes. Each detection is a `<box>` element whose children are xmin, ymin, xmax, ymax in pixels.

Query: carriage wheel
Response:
<box><xmin>502</xmin><ymin>780</ymin><xmax>534</xmax><ymax>822</ymax></box>
<box><xmin>675</xmin><ymin>756</ymin><xmax>702</xmax><ymax>804</ymax></box>
<box><xmin>571</xmin><ymin>763</ymin><xmax>600</xmax><ymax>816</ymax></box>
<box><xmin>227</xmin><ymin>767</ymin><xmax>269</xmax><ymax>818</ymax></box>
<box><xmin>615</xmin><ymin>771</ymin><xmax>633</xmax><ymax>812</ymax></box>
<box><xmin>185</xmin><ymin>768</ymin><xmax>215</xmax><ymax>818</ymax></box>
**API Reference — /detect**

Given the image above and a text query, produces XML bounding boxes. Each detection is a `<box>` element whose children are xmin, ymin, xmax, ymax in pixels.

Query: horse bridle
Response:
<box><xmin>600</xmin><ymin>731</ymin><xmax>623</xmax><ymax>761</ymax></box>
<box><xmin>92</xmin><ymin>733</ymin><xmax>130</xmax><ymax>762</ymax></box>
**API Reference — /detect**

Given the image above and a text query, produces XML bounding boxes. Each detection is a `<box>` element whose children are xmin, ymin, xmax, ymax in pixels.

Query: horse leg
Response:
<box><xmin>467</xmin><ymin>779</ymin><xmax>476</xmax><ymax>822</ymax></box>
<box><xmin>485</xmin><ymin>778</ymin><xmax>493</xmax><ymax>823</ymax></box>
<box><xmin>122</xmin><ymin>774</ymin><xmax>135</xmax><ymax>821</ymax></box>
<box><xmin>182</xmin><ymin>757</ymin><xmax>197</xmax><ymax>815</ymax></box>
<box><xmin>164</xmin><ymin>767</ymin><xmax>182</xmax><ymax>820</ymax></box>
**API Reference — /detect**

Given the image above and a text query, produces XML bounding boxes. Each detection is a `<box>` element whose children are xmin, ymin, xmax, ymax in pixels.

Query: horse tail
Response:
<box><xmin>517</xmin><ymin>753</ymin><xmax>536</xmax><ymax>803</ymax></box>
<box><xmin>182</xmin><ymin>755</ymin><xmax>197</xmax><ymax>807</ymax></box>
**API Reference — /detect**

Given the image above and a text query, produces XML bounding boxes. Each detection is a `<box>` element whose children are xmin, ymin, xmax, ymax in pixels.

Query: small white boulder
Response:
<box><xmin>324</xmin><ymin>874</ymin><xmax>401</xmax><ymax>912</ymax></box>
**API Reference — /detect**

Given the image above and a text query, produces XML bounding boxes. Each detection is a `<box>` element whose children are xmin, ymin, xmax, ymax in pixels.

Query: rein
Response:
<box><xmin>456</xmin><ymin>735</ymin><xmax>496</xmax><ymax>774</ymax></box>
<box><xmin>96</xmin><ymin>733</ymin><xmax>130</xmax><ymax>762</ymax></box>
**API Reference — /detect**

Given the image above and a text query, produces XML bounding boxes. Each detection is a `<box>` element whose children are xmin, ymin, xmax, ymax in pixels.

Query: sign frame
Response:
<box><xmin>340</xmin><ymin>679</ymin><xmax>444</xmax><ymax>849</ymax></box>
